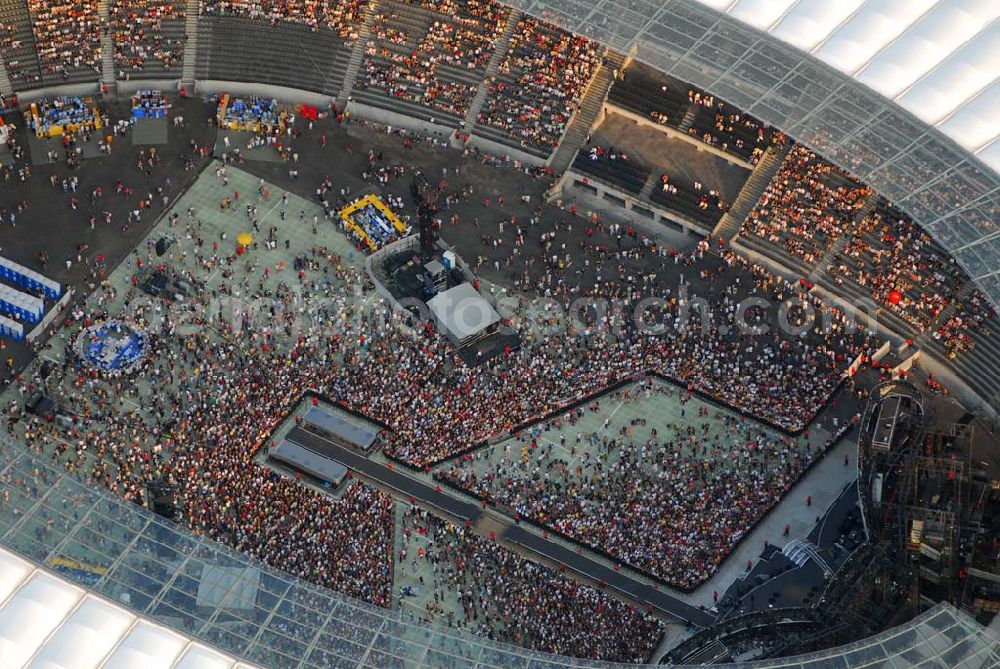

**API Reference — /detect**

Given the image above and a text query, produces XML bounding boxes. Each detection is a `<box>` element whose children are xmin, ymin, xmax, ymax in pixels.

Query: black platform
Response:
<box><xmin>288</xmin><ymin>426</ymin><xmax>482</xmax><ymax>523</ymax></box>
<box><xmin>504</xmin><ymin>524</ymin><xmax>716</xmax><ymax>627</ymax></box>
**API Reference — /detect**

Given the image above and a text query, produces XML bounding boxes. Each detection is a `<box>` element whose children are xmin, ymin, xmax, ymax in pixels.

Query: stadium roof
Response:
<box><xmin>508</xmin><ymin>0</ymin><xmax>1000</xmax><ymax>307</ymax></box>
<box><xmin>696</xmin><ymin>0</ymin><xmax>999</xmax><ymax>169</ymax></box>
<box><xmin>0</xmin><ymin>434</ymin><xmax>997</xmax><ymax>668</ymax></box>
<box><xmin>0</xmin><ymin>545</ymin><xmax>255</xmax><ymax>669</ymax></box>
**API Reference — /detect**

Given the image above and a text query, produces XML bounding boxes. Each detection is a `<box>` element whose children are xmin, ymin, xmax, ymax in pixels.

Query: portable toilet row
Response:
<box><xmin>0</xmin><ymin>314</ymin><xmax>23</xmax><ymax>341</ymax></box>
<box><xmin>0</xmin><ymin>285</ymin><xmax>43</xmax><ymax>323</ymax></box>
<box><xmin>0</xmin><ymin>256</ymin><xmax>60</xmax><ymax>299</ymax></box>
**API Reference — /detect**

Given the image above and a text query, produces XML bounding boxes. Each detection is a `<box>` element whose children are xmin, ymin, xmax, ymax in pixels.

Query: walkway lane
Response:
<box><xmin>287</xmin><ymin>426</ymin><xmax>483</xmax><ymax>523</ymax></box>
<box><xmin>504</xmin><ymin>525</ymin><xmax>716</xmax><ymax>628</ymax></box>
<box><xmin>287</xmin><ymin>425</ymin><xmax>716</xmax><ymax>628</ymax></box>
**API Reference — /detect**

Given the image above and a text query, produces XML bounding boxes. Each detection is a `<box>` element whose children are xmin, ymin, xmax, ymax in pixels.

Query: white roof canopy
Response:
<box><xmin>0</xmin><ymin>546</ymin><xmax>254</xmax><ymax>669</ymax></box>
<box><xmin>696</xmin><ymin>0</ymin><xmax>1000</xmax><ymax>172</ymax></box>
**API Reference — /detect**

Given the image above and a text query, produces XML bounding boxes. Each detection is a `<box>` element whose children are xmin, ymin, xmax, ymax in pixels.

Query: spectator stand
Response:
<box><xmin>475</xmin><ymin>15</ymin><xmax>602</xmax><ymax>160</ymax></box>
<box><xmin>196</xmin><ymin>1</ymin><xmax>367</xmax><ymax>98</ymax></box>
<box><xmin>351</xmin><ymin>0</ymin><xmax>507</xmax><ymax>130</ymax></box>
<box><xmin>736</xmin><ymin>146</ymin><xmax>870</xmax><ymax>281</ymax></box>
<box><xmin>560</xmin><ymin>146</ymin><xmax>717</xmax><ymax>241</ymax></box>
<box><xmin>0</xmin><ymin>1</ymin><xmax>43</xmax><ymax>90</ymax></box>
<box><xmin>27</xmin><ymin>0</ymin><xmax>103</xmax><ymax>86</ymax></box>
<box><xmin>111</xmin><ymin>0</ymin><xmax>186</xmax><ymax>80</ymax></box>
<box><xmin>605</xmin><ymin>60</ymin><xmax>757</xmax><ymax>171</ymax></box>
<box><xmin>683</xmin><ymin>85</ymin><xmax>774</xmax><ymax>165</ymax></box>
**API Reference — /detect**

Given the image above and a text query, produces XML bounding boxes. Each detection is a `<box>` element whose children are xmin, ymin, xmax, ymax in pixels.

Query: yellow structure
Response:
<box><xmin>29</xmin><ymin>100</ymin><xmax>102</xmax><ymax>138</ymax></box>
<box><xmin>337</xmin><ymin>194</ymin><xmax>408</xmax><ymax>251</ymax></box>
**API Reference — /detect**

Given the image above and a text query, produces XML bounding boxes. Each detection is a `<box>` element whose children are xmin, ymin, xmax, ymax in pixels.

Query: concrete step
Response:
<box><xmin>455</xmin><ymin>8</ymin><xmax>520</xmax><ymax>147</ymax></box>
<box><xmin>546</xmin><ymin>50</ymin><xmax>626</xmax><ymax>174</ymax></box>
<box><xmin>677</xmin><ymin>102</ymin><xmax>698</xmax><ymax>133</ymax></box>
<box><xmin>0</xmin><ymin>55</ymin><xmax>13</xmax><ymax>98</ymax></box>
<box><xmin>336</xmin><ymin>0</ymin><xmax>377</xmax><ymax>108</ymax></box>
<box><xmin>181</xmin><ymin>0</ymin><xmax>200</xmax><ymax>84</ymax></box>
<box><xmin>638</xmin><ymin>171</ymin><xmax>659</xmax><ymax>199</ymax></box>
<box><xmin>99</xmin><ymin>0</ymin><xmax>114</xmax><ymax>86</ymax></box>
<box><xmin>711</xmin><ymin>141</ymin><xmax>793</xmax><ymax>242</ymax></box>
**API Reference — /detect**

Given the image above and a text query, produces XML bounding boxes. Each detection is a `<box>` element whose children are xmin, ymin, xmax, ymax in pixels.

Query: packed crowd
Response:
<box><xmin>400</xmin><ymin>506</ymin><xmax>663</xmax><ymax>661</ymax></box>
<box><xmin>398</xmin><ymin>0</ymin><xmax>505</xmax><ymax>70</ymax></box>
<box><xmin>28</xmin><ymin>0</ymin><xmax>102</xmax><ymax>78</ymax></box>
<box><xmin>5</xmin><ymin>144</ymin><xmax>869</xmax><ymax>621</ymax></box>
<box><xmin>479</xmin><ymin>17</ymin><xmax>602</xmax><ymax>149</ymax></box>
<box><xmin>826</xmin><ymin>206</ymin><xmax>996</xmax><ymax>355</ymax></box>
<box><xmin>200</xmin><ymin>0</ymin><xmax>367</xmax><ymax>38</ymax></box>
<box><xmin>111</xmin><ymin>0</ymin><xmax>184</xmax><ymax>73</ymax></box>
<box><xmin>741</xmin><ymin>146</ymin><xmax>870</xmax><ymax>266</ymax></box>
<box><xmin>438</xmin><ymin>382</ymin><xmax>822</xmax><ymax>590</ymax></box>
<box><xmin>357</xmin><ymin>1</ymin><xmax>502</xmax><ymax>119</ymax></box>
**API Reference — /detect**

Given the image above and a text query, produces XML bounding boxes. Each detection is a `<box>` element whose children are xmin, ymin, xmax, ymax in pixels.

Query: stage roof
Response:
<box><xmin>427</xmin><ymin>283</ymin><xmax>501</xmax><ymax>344</ymax></box>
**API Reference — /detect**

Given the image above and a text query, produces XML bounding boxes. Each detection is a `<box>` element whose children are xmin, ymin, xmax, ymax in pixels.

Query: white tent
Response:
<box><xmin>426</xmin><ymin>283</ymin><xmax>501</xmax><ymax>347</ymax></box>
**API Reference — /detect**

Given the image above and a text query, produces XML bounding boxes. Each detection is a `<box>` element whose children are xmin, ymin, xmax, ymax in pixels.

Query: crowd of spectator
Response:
<box><xmin>28</xmin><ymin>0</ymin><xmax>102</xmax><ymax>78</ymax></box>
<box><xmin>741</xmin><ymin>146</ymin><xmax>869</xmax><ymax>266</ymax></box>
<box><xmin>478</xmin><ymin>17</ymin><xmax>601</xmax><ymax>149</ymax></box>
<box><xmin>438</xmin><ymin>382</ymin><xmax>821</xmax><ymax>590</ymax></box>
<box><xmin>400</xmin><ymin>506</ymin><xmax>663</xmax><ymax>660</ymax></box>
<box><xmin>826</xmin><ymin>207</ymin><xmax>996</xmax><ymax>355</ymax></box>
<box><xmin>200</xmin><ymin>0</ymin><xmax>367</xmax><ymax>38</ymax></box>
<box><xmin>356</xmin><ymin>0</ymin><xmax>506</xmax><ymax>119</ymax></box>
<box><xmin>112</xmin><ymin>0</ymin><xmax>184</xmax><ymax>73</ymax></box>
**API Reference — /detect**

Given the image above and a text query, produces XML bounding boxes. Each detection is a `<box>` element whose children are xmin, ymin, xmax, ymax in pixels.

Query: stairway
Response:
<box><xmin>546</xmin><ymin>50</ymin><xmax>625</xmax><ymax>174</ymax></box>
<box><xmin>677</xmin><ymin>101</ymin><xmax>698</xmax><ymax>133</ymax></box>
<box><xmin>180</xmin><ymin>0</ymin><xmax>200</xmax><ymax>86</ymax></box>
<box><xmin>454</xmin><ymin>10</ymin><xmax>520</xmax><ymax>146</ymax></box>
<box><xmin>335</xmin><ymin>0</ymin><xmax>379</xmax><ymax>109</ymax></box>
<box><xmin>710</xmin><ymin>141</ymin><xmax>792</xmax><ymax>242</ymax></box>
<box><xmin>98</xmin><ymin>0</ymin><xmax>115</xmax><ymax>88</ymax></box>
<box><xmin>638</xmin><ymin>171</ymin><xmax>659</xmax><ymax>199</ymax></box>
<box><xmin>0</xmin><ymin>56</ymin><xmax>12</xmax><ymax>98</ymax></box>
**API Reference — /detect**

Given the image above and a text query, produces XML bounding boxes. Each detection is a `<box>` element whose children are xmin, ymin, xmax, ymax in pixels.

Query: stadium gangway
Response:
<box><xmin>0</xmin><ymin>285</ymin><xmax>43</xmax><ymax>324</ymax></box>
<box><xmin>0</xmin><ymin>314</ymin><xmax>23</xmax><ymax>341</ymax></box>
<box><xmin>0</xmin><ymin>256</ymin><xmax>61</xmax><ymax>300</ymax></box>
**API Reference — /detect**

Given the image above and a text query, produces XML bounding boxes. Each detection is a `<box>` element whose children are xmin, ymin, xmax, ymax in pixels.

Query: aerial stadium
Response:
<box><xmin>0</xmin><ymin>0</ymin><xmax>997</xmax><ymax>666</ymax></box>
